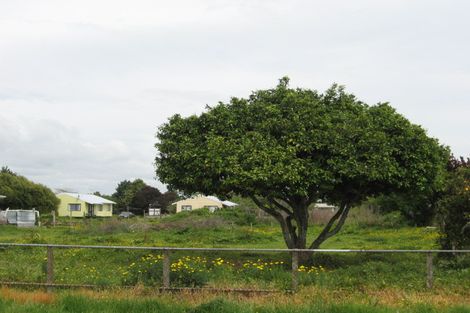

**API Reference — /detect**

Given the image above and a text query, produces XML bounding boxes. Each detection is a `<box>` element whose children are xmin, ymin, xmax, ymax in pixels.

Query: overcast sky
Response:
<box><xmin>1</xmin><ymin>0</ymin><xmax>469</xmax><ymax>194</ymax></box>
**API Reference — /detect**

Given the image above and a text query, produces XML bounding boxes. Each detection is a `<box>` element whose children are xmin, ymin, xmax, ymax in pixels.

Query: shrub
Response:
<box><xmin>437</xmin><ymin>166</ymin><xmax>470</xmax><ymax>250</ymax></box>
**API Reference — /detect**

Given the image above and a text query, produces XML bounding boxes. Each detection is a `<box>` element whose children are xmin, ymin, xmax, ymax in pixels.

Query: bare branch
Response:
<box><xmin>309</xmin><ymin>203</ymin><xmax>351</xmax><ymax>249</ymax></box>
<box><xmin>250</xmin><ymin>195</ymin><xmax>295</xmax><ymax>248</ymax></box>
<box><xmin>268</xmin><ymin>197</ymin><xmax>293</xmax><ymax>216</ymax></box>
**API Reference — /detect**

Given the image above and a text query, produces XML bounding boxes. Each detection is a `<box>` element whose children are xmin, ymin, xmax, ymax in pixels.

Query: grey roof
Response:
<box><xmin>173</xmin><ymin>195</ymin><xmax>238</xmax><ymax>207</ymax></box>
<box><xmin>203</xmin><ymin>196</ymin><xmax>238</xmax><ymax>207</ymax></box>
<box><xmin>59</xmin><ymin>193</ymin><xmax>116</xmax><ymax>205</ymax></box>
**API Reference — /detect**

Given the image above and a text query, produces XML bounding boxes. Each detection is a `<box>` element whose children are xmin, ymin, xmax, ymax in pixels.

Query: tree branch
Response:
<box><xmin>250</xmin><ymin>195</ymin><xmax>296</xmax><ymax>249</ymax></box>
<box><xmin>268</xmin><ymin>197</ymin><xmax>293</xmax><ymax>216</ymax></box>
<box><xmin>309</xmin><ymin>203</ymin><xmax>351</xmax><ymax>249</ymax></box>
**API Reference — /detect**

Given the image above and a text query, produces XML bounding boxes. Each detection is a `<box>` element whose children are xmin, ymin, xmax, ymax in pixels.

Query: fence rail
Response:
<box><xmin>1</xmin><ymin>242</ymin><xmax>469</xmax><ymax>293</ymax></box>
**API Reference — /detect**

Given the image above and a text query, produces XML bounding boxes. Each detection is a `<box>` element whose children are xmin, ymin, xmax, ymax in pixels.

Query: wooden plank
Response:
<box><xmin>426</xmin><ymin>252</ymin><xmax>433</xmax><ymax>289</ymax></box>
<box><xmin>291</xmin><ymin>251</ymin><xmax>298</xmax><ymax>292</ymax></box>
<box><xmin>46</xmin><ymin>246</ymin><xmax>54</xmax><ymax>292</ymax></box>
<box><xmin>163</xmin><ymin>250</ymin><xmax>171</xmax><ymax>288</ymax></box>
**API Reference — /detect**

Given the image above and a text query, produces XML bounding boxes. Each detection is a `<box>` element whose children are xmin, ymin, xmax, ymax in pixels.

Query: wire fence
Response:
<box><xmin>0</xmin><ymin>243</ymin><xmax>469</xmax><ymax>293</ymax></box>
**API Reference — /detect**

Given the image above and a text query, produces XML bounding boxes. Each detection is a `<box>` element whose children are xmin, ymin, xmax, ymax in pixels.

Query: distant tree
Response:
<box><xmin>0</xmin><ymin>168</ymin><xmax>59</xmax><ymax>213</ymax></box>
<box><xmin>156</xmin><ymin>78</ymin><xmax>449</xmax><ymax>257</ymax></box>
<box><xmin>371</xmin><ymin>155</ymin><xmax>470</xmax><ymax>226</ymax></box>
<box><xmin>112</xmin><ymin>179</ymin><xmax>146</xmax><ymax>209</ymax></box>
<box><xmin>1</xmin><ymin>166</ymin><xmax>16</xmax><ymax>175</ymax></box>
<box><xmin>369</xmin><ymin>191</ymin><xmax>438</xmax><ymax>226</ymax></box>
<box><xmin>437</xmin><ymin>156</ymin><xmax>470</xmax><ymax>250</ymax></box>
<box><xmin>447</xmin><ymin>155</ymin><xmax>470</xmax><ymax>171</ymax></box>
<box><xmin>112</xmin><ymin>180</ymin><xmax>132</xmax><ymax>207</ymax></box>
<box><xmin>130</xmin><ymin>186</ymin><xmax>162</xmax><ymax>214</ymax></box>
<box><xmin>158</xmin><ymin>191</ymin><xmax>178</xmax><ymax>213</ymax></box>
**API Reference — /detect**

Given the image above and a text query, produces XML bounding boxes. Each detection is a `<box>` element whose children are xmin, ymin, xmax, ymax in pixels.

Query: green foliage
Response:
<box><xmin>437</xmin><ymin>166</ymin><xmax>470</xmax><ymax>250</ymax></box>
<box><xmin>156</xmin><ymin>78</ymin><xmax>447</xmax><ymax>201</ymax></box>
<box><xmin>130</xmin><ymin>185</ymin><xmax>161</xmax><ymax>213</ymax></box>
<box><xmin>112</xmin><ymin>179</ymin><xmax>147</xmax><ymax>210</ymax></box>
<box><xmin>112</xmin><ymin>180</ymin><xmax>132</xmax><ymax>206</ymax></box>
<box><xmin>369</xmin><ymin>192</ymin><xmax>438</xmax><ymax>226</ymax></box>
<box><xmin>112</xmin><ymin>179</ymin><xmax>177</xmax><ymax>213</ymax></box>
<box><xmin>155</xmin><ymin>77</ymin><xmax>449</xmax><ymax>250</ymax></box>
<box><xmin>0</xmin><ymin>168</ymin><xmax>59</xmax><ymax>213</ymax></box>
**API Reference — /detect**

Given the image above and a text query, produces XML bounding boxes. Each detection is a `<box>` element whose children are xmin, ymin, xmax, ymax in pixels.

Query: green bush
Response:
<box><xmin>437</xmin><ymin>166</ymin><xmax>470</xmax><ymax>250</ymax></box>
<box><xmin>0</xmin><ymin>168</ymin><xmax>59</xmax><ymax>213</ymax></box>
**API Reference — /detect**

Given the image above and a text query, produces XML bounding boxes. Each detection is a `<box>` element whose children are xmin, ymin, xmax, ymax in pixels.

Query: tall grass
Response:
<box><xmin>0</xmin><ymin>295</ymin><xmax>469</xmax><ymax>313</ymax></box>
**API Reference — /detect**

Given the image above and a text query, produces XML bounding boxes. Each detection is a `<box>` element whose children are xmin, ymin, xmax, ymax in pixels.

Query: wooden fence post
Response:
<box><xmin>291</xmin><ymin>250</ymin><xmax>299</xmax><ymax>292</ymax></box>
<box><xmin>162</xmin><ymin>249</ymin><xmax>171</xmax><ymax>289</ymax></box>
<box><xmin>46</xmin><ymin>246</ymin><xmax>54</xmax><ymax>292</ymax></box>
<box><xmin>426</xmin><ymin>252</ymin><xmax>433</xmax><ymax>289</ymax></box>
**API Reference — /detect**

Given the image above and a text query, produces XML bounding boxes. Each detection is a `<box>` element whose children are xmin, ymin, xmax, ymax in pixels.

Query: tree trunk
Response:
<box><xmin>250</xmin><ymin>195</ymin><xmax>351</xmax><ymax>264</ymax></box>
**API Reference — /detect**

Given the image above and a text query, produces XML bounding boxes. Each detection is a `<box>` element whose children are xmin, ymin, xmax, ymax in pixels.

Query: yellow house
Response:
<box><xmin>173</xmin><ymin>195</ymin><xmax>237</xmax><ymax>213</ymax></box>
<box><xmin>57</xmin><ymin>193</ymin><xmax>115</xmax><ymax>217</ymax></box>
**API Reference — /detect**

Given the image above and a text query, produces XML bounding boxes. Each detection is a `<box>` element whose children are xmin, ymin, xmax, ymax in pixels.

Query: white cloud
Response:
<box><xmin>0</xmin><ymin>0</ymin><xmax>469</xmax><ymax>193</ymax></box>
<box><xmin>0</xmin><ymin>115</ymin><xmax>162</xmax><ymax>194</ymax></box>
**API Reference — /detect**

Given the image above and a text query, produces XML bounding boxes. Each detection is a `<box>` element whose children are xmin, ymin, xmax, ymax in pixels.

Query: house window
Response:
<box><xmin>98</xmin><ymin>205</ymin><xmax>103</xmax><ymax>211</ymax></box>
<box><xmin>181</xmin><ymin>205</ymin><xmax>192</xmax><ymax>211</ymax></box>
<box><xmin>69</xmin><ymin>204</ymin><xmax>81</xmax><ymax>211</ymax></box>
<box><xmin>205</xmin><ymin>206</ymin><xmax>219</xmax><ymax>213</ymax></box>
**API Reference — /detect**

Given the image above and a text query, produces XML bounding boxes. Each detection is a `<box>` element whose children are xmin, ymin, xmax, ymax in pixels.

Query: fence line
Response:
<box><xmin>1</xmin><ymin>242</ymin><xmax>469</xmax><ymax>293</ymax></box>
<box><xmin>1</xmin><ymin>242</ymin><xmax>470</xmax><ymax>253</ymax></box>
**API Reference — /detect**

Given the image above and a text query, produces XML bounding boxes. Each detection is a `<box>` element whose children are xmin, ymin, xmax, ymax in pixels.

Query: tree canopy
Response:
<box><xmin>112</xmin><ymin>179</ymin><xmax>177</xmax><ymax>214</ymax></box>
<box><xmin>112</xmin><ymin>179</ymin><xmax>146</xmax><ymax>209</ymax></box>
<box><xmin>155</xmin><ymin>78</ymin><xmax>449</xmax><ymax>251</ymax></box>
<box><xmin>131</xmin><ymin>185</ymin><xmax>162</xmax><ymax>209</ymax></box>
<box><xmin>0</xmin><ymin>167</ymin><xmax>59</xmax><ymax>213</ymax></box>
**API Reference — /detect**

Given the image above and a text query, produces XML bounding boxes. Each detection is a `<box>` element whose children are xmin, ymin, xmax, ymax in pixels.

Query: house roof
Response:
<box><xmin>0</xmin><ymin>195</ymin><xmax>6</xmax><ymax>199</ymax></box>
<box><xmin>173</xmin><ymin>195</ymin><xmax>238</xmax><ymax>207</ymax></box>
<box><xmin>59</xmin><ymin>193</ymin><xmax>116</xmax><ymax>205</ymax></box>
<box><xmin>205</xmin><ymin>196</ymin><xmax>238</xmax><ymax>207</ymax></box>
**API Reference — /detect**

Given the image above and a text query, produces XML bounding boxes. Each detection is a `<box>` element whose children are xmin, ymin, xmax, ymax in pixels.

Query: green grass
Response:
<box><xmin>0</xmin><ymin>207</ymin><xmax>468</xmax><ymax>293</ymax></box>
<box><xmin>0</xmin><ymin>296</ymin><xmax>469</xmax><ymax>313</ymax></box>
<box><xmin>0</xmin><ymin>208</ymin><xmax>439</xmax><ymax>249</ymax></box>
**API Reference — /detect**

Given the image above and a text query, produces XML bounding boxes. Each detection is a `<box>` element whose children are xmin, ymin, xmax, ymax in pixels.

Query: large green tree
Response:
<box><xmin>155</xmin><ymin>78</ymin><xmax>448</xmax><ymax>252</ymax></box>
<box><xmin>0</xmin><ymin>167</ymin><xmax>59</xmax><ymax>213</ymax></box>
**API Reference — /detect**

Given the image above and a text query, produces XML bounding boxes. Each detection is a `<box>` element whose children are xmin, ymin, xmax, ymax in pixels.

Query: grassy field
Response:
<box><xmin>1</xmin><ymin>287</ymin><xmax>470</xmax><ymax>313</ymax></box>
<box><xmin>0</xmin><ymin>207</ymin><xmax>469</xmax><ymax>311</ymax></box>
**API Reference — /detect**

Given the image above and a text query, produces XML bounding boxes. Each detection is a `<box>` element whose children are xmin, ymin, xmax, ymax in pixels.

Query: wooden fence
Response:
<box><xmin>1</xmin><ymin>243</ymin><xmax>469</xmax><ymax>293</ymax></box>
